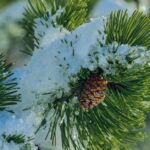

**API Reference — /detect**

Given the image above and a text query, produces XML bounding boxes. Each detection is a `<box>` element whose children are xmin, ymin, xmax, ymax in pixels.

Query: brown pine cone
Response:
<box><xmin>80</xmin><ymin>74</ymin><xmax>108</xmax><ymax>109</ymax></box>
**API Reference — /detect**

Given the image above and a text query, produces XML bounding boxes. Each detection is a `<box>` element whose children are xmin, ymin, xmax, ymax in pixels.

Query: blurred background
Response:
<box><xmin>0</xmin><ymin>0</ymin><xmax>150</xmax><ymax>149</ymax></box>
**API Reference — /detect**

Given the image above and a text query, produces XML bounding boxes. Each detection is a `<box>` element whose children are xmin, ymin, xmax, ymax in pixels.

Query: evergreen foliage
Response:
<box><xmin>0</xmin><ymin>54</ymin><xmax>20</xmax><ymax>111</ymax></box>
<box><xmin>2</xmin><ymin>133</ymin><xmax>25</xmax><ymax>144</ymax></box>
<box><xmin>22</xmin><ymin>0</ymin><xmax>47</xmax><ymax>55</ymax></box>
<box><xmin>105</xmin><ymin>10</ymin><xmax>150</xmax><ymax>49</ymax></box>
<box><xmin>1</xmin><ymin>1</ymin><xmax>150</xmax><ymax>150</ymax></box>
<box><xmin>21</xmin><ymin>2</ymin><xmax>150</xmax><ymax>149</ymax></box>
<box><xmin>49</xmin><ymin>0</ymin><xmax>88</xmax><ymax>31</ymax></box>
<box><xmin>22</xmin><ymin>0</ymin><xmax>96</xmax><ymax>55</ymax></box>
<box><xmin>37</xmin><ymin>63</ymin><xmax>150</xmax><ymax>149</ymax></box>
<box><xmin>2</xmin><ymin>133</ymin><xmax>36</xmax><ymax>150</ymax></box>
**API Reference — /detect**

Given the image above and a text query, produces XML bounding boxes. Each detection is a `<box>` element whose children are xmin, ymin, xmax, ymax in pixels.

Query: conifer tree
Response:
<box><xmin>0</xmin><ymin>0</ymin><xmax>150</xmax><ymax>149</ymax></box>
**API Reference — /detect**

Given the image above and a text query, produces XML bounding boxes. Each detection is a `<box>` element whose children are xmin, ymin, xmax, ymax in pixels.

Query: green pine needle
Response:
<box><xmin>36</xmin><ymin>62</ymin><xmax>150</xmax><ymax>149</ymax></box>
<box><xmin>2</xmin><ymin>134</ymin><xmax>26</xmax><ymax>144</ymax></box>
<box><xmin>49</xmin><ymin>0</ymin><xmax>88</xmax><ymax>31</ymax></box>
<box><xmin>22</xmin><ymin>0</ymin><xmax>48</xmax><ymax>55</ymax></box>
<box><xmin>34</xmin><ymin>10</ymin><xmax>150</xmax><ymax>149</ymax></box>
<box><xmin>22</xmin><ymin>0</ymin><xmax>92</xmax><ymax>55</ymax></box>
<box><xmin>105</xmin><ymin>10</ymin><xmax>150</xmax><ymax>49</ymax></box>
<box><xmin>21</xmin><ymin>5</ymin><xmax>150</xmax><ymax>149</ymax></box>
<box><xmin>0</xmin><ymin>54</ymin><xmax>20</xmax><ymax>111</ymax></box>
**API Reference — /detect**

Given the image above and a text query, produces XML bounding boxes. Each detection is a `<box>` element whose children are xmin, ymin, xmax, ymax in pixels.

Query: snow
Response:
<box><xmin>19</xmin><ymin>17</ymin><xmax>106</xmax><ymax>109</ymax></box>
<box><xmin>90</xmin><ymin>42</ymin><xmax>150</xmax><ymax>75</ymax></box>
<box><xmin>2</xmin><ymin>17</ymin><xmax>106</xmax><ymax>149</ymax></box>
<box><xmin>20</xmin><ymin>16</ymin><xmax>149</xmax><ymax>110</ymax></box>
<box><xmin>0</xmin><ymin>68</ymin><xmax>42</xmax><ymax>149</ymax></box>
<box><xmin>0</xmin><ymin>4</ymin><xmax>150</xmax><ymax>149</ymax></box>
<box><xmin>0</xmin><ymin>111</ymin><xmax>39</xmax><ymax>150</ymax></box>
<box><xmin>34</xmin><ymin>8</ymin><xmax>69</xmax><ymax>50</ymax></box>
<box><xmin>16</xmin><ymin>14</ymin><xmax>149</xmax><ymax>149</ymax></box>
<box><xmin>0</xmin><ymin>141</ymin><xmax>38</xmax><ymax>150</ymax></box>
<box><xmin>0</xmin><ymin>141</ymin><xmax>22</xmax><ymax>150</ymax></box>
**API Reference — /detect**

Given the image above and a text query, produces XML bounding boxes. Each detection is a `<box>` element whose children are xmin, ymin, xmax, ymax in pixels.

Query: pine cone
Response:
<box><xmin>80</xmin><ymin>74</ymin><xmax>108</xmax><ymax>109</ymax></box>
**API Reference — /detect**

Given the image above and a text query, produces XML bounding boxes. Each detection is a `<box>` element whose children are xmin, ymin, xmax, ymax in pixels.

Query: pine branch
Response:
<box><xmin>32</xmin><ymin>10</ymin><xmax>150</xmax><ymax>149</ymax></box>
<box><xmin>22</xmin><ymin>0</ymin><xmax>90</xmax><ymax>55</ymax></box>
<box><xmin>49</xmin><ymin>0</ymin><xmax>88</xmax><ymax>31</ymax></box>
<box><xmin>0</xmin><ymin>54</ymin><xmax>20</xmax><ymax>111</ymax></box>
<box><xmin>36</xmin><ymin>62</ymin><xmax>150</xmax><ymax>149</ymax></box>
<box><xmin>105</xmin><ymin>10</ymin><xmax>150</xmax><ymax>49</ymax></box>
<box><xmin>21</xmin><ymin>0</ymin><xmax>48</xmax><ymax>55</ymax></box>
<box><xmin>20</xmin><ymin>5</ymin><xmax>150</xmax><ymax>149</ymax></box>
